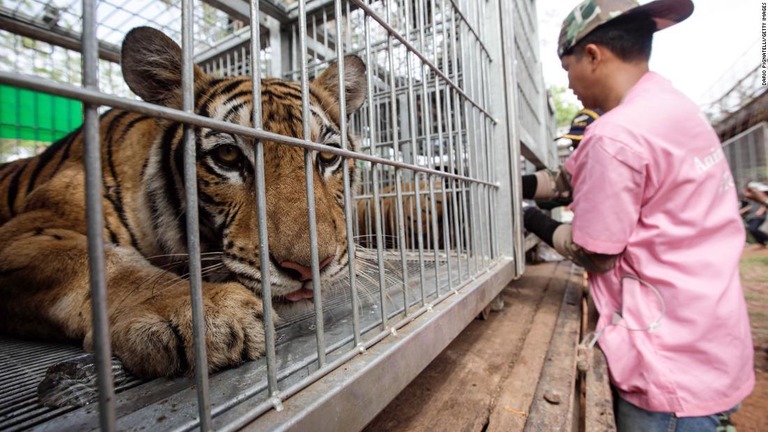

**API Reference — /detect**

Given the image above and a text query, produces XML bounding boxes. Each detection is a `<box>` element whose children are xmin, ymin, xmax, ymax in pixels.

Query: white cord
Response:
<box><xmin>615</xmin><ymin>274</ymin><xmax>666</xmax><ymax>333</ymax></box>
<box><xmin>579</xmin><ymin>273</ymin><xmax>666</xmax><ymax>350</ymax></box>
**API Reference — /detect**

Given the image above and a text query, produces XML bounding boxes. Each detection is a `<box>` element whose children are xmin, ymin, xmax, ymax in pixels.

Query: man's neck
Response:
<box><xmin>601</xmin><ymin>61</ymin><xmax>649</xmax><ymax>111</ymax></box>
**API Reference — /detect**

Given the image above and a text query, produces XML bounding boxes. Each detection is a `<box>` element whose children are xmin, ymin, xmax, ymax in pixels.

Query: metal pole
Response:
<box><xmin>298</xmin><ymin>0</ymin><xmax>327</xmax><ymax>367</ymax></box>
<box><xmin>81</xmin><ymin>0</ymin><xmax>116</xmax><ymax>429</ymax></box>
<box><xmin>404</xmin><ymin>0</ymin><xmax>427</xmax><ymax>306</ymax></box>
<box><xmin>180</xmin><ymin>1</ymin><xmax>212</xmax><ymax>429</ymax></box>
<box><xmin>364</xmin><ymin>8</ymin><xmax>389</xmax><ymax>332</ymax></box>
<box><xmin>334</xmin><ymin>0</ymin><xmax>362</xmax><ymax>347</ymax></box>
<box><xmin>250</xmin><ymin>0</ymin><xmax>279</xmax><ymax>398</ymax></box>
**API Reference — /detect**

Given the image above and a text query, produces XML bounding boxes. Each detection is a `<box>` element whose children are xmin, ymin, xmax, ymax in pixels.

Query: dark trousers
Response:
<box><xmin>747</xmin><ymin>217</ymin><xmax>768</xmax><ymax>245</ymax></box>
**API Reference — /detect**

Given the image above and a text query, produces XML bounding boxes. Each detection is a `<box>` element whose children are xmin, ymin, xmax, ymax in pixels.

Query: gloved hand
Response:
<box><xmin>523</xmin><ymin>206</ymin><xmax>562</xmax><ymax>247</ymax></box>
<box><xmin>522</xmin><ymin>169</ymin><xmax>572</xmax><ymax>201</ymax></box>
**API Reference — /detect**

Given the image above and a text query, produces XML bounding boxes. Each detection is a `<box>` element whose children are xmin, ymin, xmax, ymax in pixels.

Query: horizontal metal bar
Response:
<box><xmin>203</xmin><ymin>0</ymin><xmax>289</xmax><ymax>23</ymax></box>
<box><xmin>0</xmin><ymin>8</ymin><xmax>121</xmax><ymax>63</ymax></box>
<box><xmin>0</xmin><ymin>71</ymin><xmax>498</xmax><ymax>188</ymax></box>
<box><xmin>347</xmin><ymin>0</ymin><xmax>496</xmax><ymax>123</ymax></box>
<box><xmin>286</xmin><ymin>0</ymin><xmax>357</xmax><ymax>22</ymax></box>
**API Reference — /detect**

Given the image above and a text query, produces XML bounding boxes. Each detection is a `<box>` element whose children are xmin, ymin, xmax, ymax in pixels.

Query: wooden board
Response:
<box><xmin>364</xmin><ymin>261</ymin><xmax>584</xmax><ymax>432</ymax></box>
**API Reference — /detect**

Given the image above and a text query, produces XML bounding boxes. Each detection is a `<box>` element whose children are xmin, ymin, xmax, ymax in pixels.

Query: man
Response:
<box><xmin>743</xmin><ymin>182</ymin><xmax>768</xmax><ymax>247</ymax></box>
<box><xmin>522</xmin><ymin>1</ymin><xmax>755</xmax><ymax>430</ymax></box>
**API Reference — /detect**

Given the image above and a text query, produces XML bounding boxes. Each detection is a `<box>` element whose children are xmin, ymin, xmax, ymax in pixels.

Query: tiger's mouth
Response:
<box><xmin>283</xmin><ymin>284</ymin><xmax>315</xmax><ymax>302</ymax></box>
<box><xmin>223</xmin><ymin>257</ymin><xmax>341</xmax><ymax>304</ymax></box>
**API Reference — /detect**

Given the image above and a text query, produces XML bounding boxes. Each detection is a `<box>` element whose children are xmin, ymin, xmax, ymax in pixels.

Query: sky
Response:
<box><xmin>536</xmin><ymin>0</ymin><xmax>762</xmax><ymax>107</ymax></box>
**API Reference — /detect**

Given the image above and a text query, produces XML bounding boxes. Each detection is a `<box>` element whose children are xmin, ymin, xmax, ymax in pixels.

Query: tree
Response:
<box><xmin>550</xmin><ymin>85</ymin><xmax>580</xmax><ymax>128</ymax></box>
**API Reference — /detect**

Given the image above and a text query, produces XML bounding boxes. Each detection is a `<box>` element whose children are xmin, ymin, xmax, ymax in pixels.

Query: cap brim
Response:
<box><xmin>624</xmin><ymin>0</ymin><xmax>694</xmax><ymax>31</ymax></box>
<box><xmin>555</xmin><ymin>134</ymin><xmax>584</xmax><ymax>142</ymax></box>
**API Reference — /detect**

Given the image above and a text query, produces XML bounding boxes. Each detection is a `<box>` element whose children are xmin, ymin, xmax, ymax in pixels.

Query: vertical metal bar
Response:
<box><xmin>429</xmin><ymin>0</ymin><xmax>448</xmax><ymax>297</ymax></box>
<box><xmin>420</xmin><ymin>0</ymin><xmax>441</xmax><ymax>300</ymax></box>
<box><xmin>385</xmin><ymin>0</ymin><xmax>409</xmax><ymax>312</ymax></box>
<box><xmin>467</xmin><ymin>0</ymin><xmax>482</xmax><ymax>274</ymax></box>
<box><xmin>292</xmin><ymin>23</ymin><xmax>298</xmax><ymax>80</ymax></box>
<box><xmin>298</xmin><ymin>0</ymin><xmax>327</xmax><ymax>367</ymax></box>
<box><xmin>480</xmin><ymin>5</ymin><xmax>491</xmax><ymax>269</ymax></box>
<box><xmin>404</xmin><ymin>0</ymin><xmax>427</xmax><ymax>306</ymax></box>
<box><xmin>443</xmin><ymin>0</ymin><xmax>462</xmax><ymax>288</ymax></box>
<box><xmin>450</xmin><ymin>1</ymin><xmax>469</xmax><ymax>283</ymax></box>
<box><xmin>393</xmin><ymin>1</ymin><xmax>409</xmax><ymax>315</ymax></box>
<box><xmin>438</xmin><ymin>0</ymin><xmax>454</xmax><ymax>293</ymax></box>
<box><xmin>81</xmin><ymin>0</ymin><xmax>115</xmax><ymax>430</ymax></box>
<box><xmin>496</xmin><ymin>0</ymin><xmax>525</xmax><ymax>274</ymax></box>
<box><xmin>483</xmin><ymin>39</ymin><xmax>496</xmax><ymax>263</ymax></box>
<box><xmin>364</xmin><ymin>6</ymin><xmax>388</xmax><ymax>332</ymax></box>
<box><xmin>180</xmin><ymin>1</ymin><xmax>212</xmax><ymax>429</ymax></box>
<box><xmin>394</xmin><ymin>169</ymin><xmax>409</xmax><ymax>314</ymax></box>
<box><xmin>322</xmin><ymin>8</ymin><xmax>328</xmax><ymax>68</ymax></box>
<box><xmin>249</xmin><ymin>0</ymin><xmax>279</xmax><ymax>398</ymax></box>
<box><xmin>460</xmin><ymin>0</ymin><xmax>476</xmax><ymax>278</ymax></box>
<box><xmin>334</xmin><ymin>0</ymin><xmax>362</xmax><ymax>347</ymax></box>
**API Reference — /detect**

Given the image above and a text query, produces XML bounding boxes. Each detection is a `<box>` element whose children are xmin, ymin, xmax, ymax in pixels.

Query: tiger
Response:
<box><xmin>355</xmin><ymin>179</ymin><xmax>464</xmax><ymax>251</ymax></box>
<box><xmin>0</xmin><ymin>26</ymin><xmax>367</xmax><ymax>378</ymax></box>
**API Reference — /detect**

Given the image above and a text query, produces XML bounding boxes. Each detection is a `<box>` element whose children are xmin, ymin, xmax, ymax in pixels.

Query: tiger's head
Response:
<box><xmin>120</xmin><ymin>27</ymin><xmax>366</xmax><ymax>305</ymax></box>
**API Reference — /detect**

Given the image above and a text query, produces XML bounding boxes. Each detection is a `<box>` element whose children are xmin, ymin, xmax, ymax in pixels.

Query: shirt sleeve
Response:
<box><xmin>564</xmin><ymin>135</ymin><xmax>646</xmax><ymax>255</ymax></box>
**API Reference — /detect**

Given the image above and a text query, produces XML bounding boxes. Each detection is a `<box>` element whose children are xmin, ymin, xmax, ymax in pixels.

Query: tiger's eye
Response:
<box><xmin>212</xmin><ymin>144</ymin><xmax>242</xmax><ymax>168</ymax></box>
<box><xmin>318</xmin><ymin>151</ymin><xmax>340</xmax><ymax>166</ymax></box>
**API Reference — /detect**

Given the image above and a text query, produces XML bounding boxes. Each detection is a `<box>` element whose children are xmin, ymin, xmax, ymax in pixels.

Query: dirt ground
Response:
<box><xmin>366</xmin><ymin>244</ymin><xmax>768</xmax><ymax>431</ymax></box>
<box><xmin>731</xmin><ymin>245</ymin><xmax>768</xmax><ymax>432</ymax></box>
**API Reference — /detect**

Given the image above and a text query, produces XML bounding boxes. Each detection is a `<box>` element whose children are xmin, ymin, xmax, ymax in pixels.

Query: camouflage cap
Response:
<box><xmin>558</xmin><ymin>0</ymin><xmax>694</xmax><ymax>58</ymax></box>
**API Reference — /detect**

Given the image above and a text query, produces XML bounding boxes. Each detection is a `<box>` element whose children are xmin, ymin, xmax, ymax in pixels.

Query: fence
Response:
<box><xmin>723</xmin><ymin>121</ymin><xmax>768</xmax><ymax>192</ymax></box>
<box><xmin>0</xmin><ymin>0</ymin><xmax>553</xmax><ymax>430</ymax></box>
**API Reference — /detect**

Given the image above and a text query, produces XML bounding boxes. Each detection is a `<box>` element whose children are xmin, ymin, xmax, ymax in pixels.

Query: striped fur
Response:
<box><xmin>0</xmin><ymin>27</ymin><xmax>367</xmax><ymax>378</ymax></box>
<box><xmin>355</xmin><ymin>178</ymin><xmax>468</xmax><ymax>252</ymax></box>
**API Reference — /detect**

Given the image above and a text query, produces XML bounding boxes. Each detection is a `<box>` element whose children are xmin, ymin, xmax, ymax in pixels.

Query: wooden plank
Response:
<box><xmin>364</xmin><ymin>262</ymin><xmax>567</xmax><ymax>432</ymax></box>
<box><xmin>583</xmin><ymin>285</ymin><xmax>617</xmax><ymax>431</ymax></box>
<box><xmin>486</xmin><ymin>262</ymin><xmax>574</xmax><ymax>432</ymax></box>
<box><xmin>584</xmin><ymin>348</ymin><xmax>617</xmax><ymax>431</ymax></box>
<box><xmin>522</xmin><ymin>269</ymin><xmax>582</xmax><ymax>432</ymax></box>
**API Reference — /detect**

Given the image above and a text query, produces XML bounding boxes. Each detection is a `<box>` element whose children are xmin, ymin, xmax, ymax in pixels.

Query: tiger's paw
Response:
<box><xmin>85</xmin><ymin>282</ymin><xmax>268</xmax><ymax>378</ymax></box>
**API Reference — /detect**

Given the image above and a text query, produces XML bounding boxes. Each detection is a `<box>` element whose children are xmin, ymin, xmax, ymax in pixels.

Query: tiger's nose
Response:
<box><xmin>279</xmin><ymin>255</ymin><xmax>334</xmax><ymax>281</ymax></box>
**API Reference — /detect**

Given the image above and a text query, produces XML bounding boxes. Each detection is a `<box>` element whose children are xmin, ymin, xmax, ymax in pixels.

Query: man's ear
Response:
<box><xmin>583</xmin><ymin>44</ymin><xmax>603</xmax><ymax>69</ymax></box>
<box><xmin>584</xmin><ymin>44</ymin><xmax>603</xmax><ymax>63</ymax></box>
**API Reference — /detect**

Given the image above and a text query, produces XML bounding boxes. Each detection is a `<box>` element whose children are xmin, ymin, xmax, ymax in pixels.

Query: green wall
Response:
<box><xmin>0</xmin><ymin>83</ymin><xmax>82</xmax><ymax>143</ymax></box>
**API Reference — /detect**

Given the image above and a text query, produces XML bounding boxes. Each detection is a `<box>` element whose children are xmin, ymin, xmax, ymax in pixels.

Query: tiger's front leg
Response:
<box><xmin>0</xmin><ymin>210</ymin><xmax>269</xmax><ymax>378</ymax></box>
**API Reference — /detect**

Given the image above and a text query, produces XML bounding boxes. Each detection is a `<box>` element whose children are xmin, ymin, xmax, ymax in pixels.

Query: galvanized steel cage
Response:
<box><xmin>0</xmin><ymin>0</ymin><xmax>554</xmax><ymax>430</ymax></box>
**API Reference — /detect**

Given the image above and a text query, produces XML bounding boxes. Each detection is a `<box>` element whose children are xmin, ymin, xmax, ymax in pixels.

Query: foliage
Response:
<box><xmin>550</xmin><ymin>85</ymin><xmax>580</xmax><ymax>128</ymax></box>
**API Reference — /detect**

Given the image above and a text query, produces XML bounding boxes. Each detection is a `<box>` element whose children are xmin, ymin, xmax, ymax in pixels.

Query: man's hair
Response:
<box><xmin>565</xmin><ymin>13</ymin><xmax>657</xmax><ymax>62</ymax></box>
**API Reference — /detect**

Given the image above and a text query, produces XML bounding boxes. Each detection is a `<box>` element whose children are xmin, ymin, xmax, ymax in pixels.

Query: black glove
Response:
<box><xmin>523</xmin><ymin>207</ymin><xmax>562</xmax><ymax>247</ymax></box>
<box><xmin>522</xmin><ymin>172</ymin><xmax>573</xmax><ymax>208</ymax></box>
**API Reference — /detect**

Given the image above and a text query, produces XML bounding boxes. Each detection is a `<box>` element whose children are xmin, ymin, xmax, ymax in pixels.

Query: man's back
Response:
<box><xmin>564</xmin><ymin>71</ymin><xmax>754</xmax><ymax>416</ymax></box>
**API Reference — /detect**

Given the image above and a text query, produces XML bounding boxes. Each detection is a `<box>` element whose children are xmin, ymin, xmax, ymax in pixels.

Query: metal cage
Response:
<box><xmin>0</xmin><ymin>0</ymin><xmax>554</xmax><ymax>430</ymax></box>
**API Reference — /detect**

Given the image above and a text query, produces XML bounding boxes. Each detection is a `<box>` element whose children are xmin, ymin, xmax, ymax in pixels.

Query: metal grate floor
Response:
<box><xmin>0</xmin><ymin>252</ymin><xmax>486</xmax><ymax>431</ymax></box>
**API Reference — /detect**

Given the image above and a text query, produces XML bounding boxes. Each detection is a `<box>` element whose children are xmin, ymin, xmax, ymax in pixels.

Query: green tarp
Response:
<box><xmin>0</xmin><ymin>83</ymin><xmax>82</xmax><ymax>143</ymax></box>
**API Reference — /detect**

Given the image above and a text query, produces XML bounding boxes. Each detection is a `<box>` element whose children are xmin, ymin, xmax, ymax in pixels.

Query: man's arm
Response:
<box><xmin>524</xmin><ymin>207</ymin><xmax>618</xmax><ymax>273</ymax></box>
<box><xmin>522</xmin><ymin>170</ymin><xmax>572</xmax><ymax>201</ymax></box>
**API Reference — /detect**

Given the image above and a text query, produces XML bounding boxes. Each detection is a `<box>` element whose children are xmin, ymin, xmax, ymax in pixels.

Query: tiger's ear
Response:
<box><xmin>121</xmin><ymin>27</ymin><xmax>206</xmax><ymax>109</ymax></box>
<box><xmin>312</xmin><ymin>55</ymin><xmax>367</xmax><ymax>114</ymax></box>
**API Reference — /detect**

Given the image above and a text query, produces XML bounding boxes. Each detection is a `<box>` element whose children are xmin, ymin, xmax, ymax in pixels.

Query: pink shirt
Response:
<box><xmin>564</xmin><ymin>72</ymin><xmax>754</xmax><ymax>416</ymax></box>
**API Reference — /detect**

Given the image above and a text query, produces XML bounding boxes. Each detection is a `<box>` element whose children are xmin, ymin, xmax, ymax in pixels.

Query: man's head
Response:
<box><xmin>558</xmin><ymin>0</ymin><xmax>693</xmax><ymax>111</ymax></box>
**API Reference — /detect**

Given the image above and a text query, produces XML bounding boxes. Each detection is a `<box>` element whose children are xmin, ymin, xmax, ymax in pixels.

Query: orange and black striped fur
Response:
<box><xmin>356</xmin><ymin>180</ymin><xmax>464</xmax><ymax>251</ymax></box>
<box><xmin>0</xmin><ymin>27</ymin><xmax>367</xmax><ymax>378</ymax></box>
